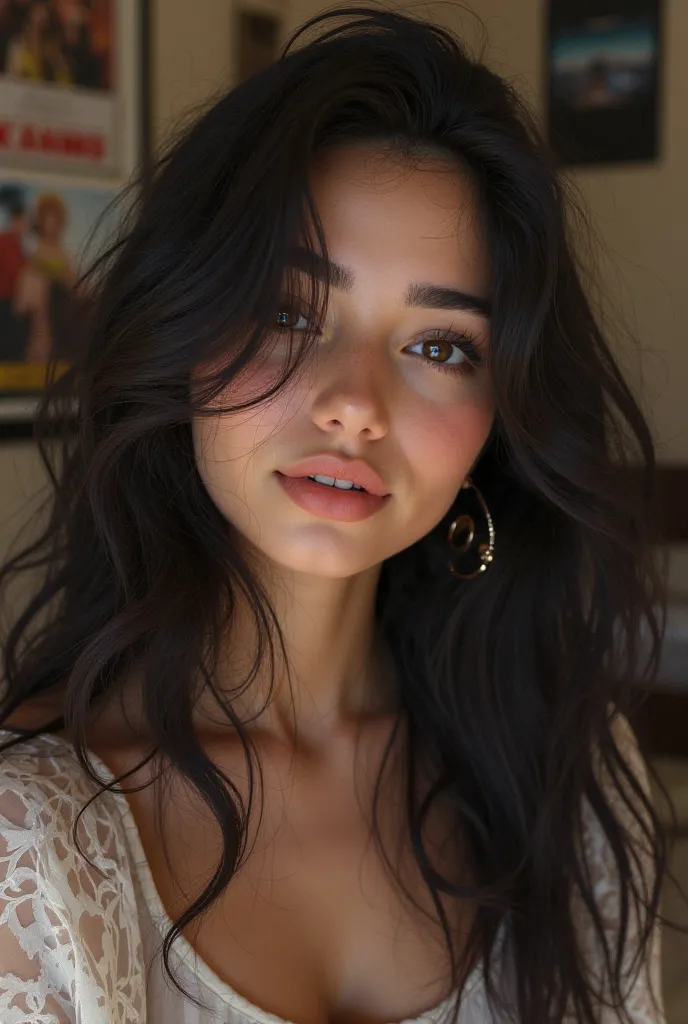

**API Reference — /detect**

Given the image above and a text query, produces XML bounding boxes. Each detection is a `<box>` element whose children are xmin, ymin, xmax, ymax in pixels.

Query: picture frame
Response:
<box><xmin>546</xmin><ymin>0</ymin><xmax>662</xmax><ymax>167</ymax></box>
<box><xmin>0</xmin><ymin>0</ymin><xmax>151</xmax><ymax>439</ymax></box>
<box><xmin>235</xmin><ymin>5</ymin><xmax>282</xmax><ymax>84</ymax></box>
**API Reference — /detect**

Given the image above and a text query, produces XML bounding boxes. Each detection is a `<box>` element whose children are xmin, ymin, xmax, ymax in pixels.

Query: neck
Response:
<box><xmin>198</xmin><ymin>554</ymin><xmax>399</xmax><ymax>747</ymax></box>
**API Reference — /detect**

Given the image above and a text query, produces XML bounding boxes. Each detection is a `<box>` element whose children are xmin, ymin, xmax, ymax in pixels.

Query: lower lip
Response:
<box><xmin>274</xmin><ymin>473</ymin><xmax>390</xmax><ymax>522</ymax></box>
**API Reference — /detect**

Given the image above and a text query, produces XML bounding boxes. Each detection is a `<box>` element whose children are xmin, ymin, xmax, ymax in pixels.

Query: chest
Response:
<box><xmin>100</xmin><ymin>733</ymin><xmax>476</xmax><ymax>1024</ymax></box>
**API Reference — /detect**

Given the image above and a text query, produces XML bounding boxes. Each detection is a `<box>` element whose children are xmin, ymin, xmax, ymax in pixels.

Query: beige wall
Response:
<box><xmin>1</xmin><ymin>0</ymin><xmax>686</xmax><ymax>589</ymax></box>
<box><xmin>150</xmin><ymin>0</ymin><xmax>233</xmax><ymax>149</ymax></box>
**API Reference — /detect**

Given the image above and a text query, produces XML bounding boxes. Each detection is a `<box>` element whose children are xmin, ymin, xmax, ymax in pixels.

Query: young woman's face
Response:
<box><xmin>193</xmin><ymin>143</ymin><xmax>495</xmax><ymax>578</ymax></box>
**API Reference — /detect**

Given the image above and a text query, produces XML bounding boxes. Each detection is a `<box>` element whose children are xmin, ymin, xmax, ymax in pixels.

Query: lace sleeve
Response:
<box><xmin>0</xmin><ymin>737</ymin><xmax>145</xmax><ymax>1023</ymax></box>
<box><xmin>574</xmin><ymin>710</ymin><xmax>666</xmax><ymax>1023</ymax></box>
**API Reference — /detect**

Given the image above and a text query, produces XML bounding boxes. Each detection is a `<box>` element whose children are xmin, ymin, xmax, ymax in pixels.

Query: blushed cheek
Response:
<box><xmin>404</xmin><ymin>394</ymin><xmax>495</xmax><ymax>502</ymax></box>
<box><xmin>193</xmin><ymin>348</ymin><xmax>302</xmax><ymax>422</ymax></box>
<box><xmin>193</xmin><ymin>367</ymin><xmax>306</xmax><ymax>478</ymax></box>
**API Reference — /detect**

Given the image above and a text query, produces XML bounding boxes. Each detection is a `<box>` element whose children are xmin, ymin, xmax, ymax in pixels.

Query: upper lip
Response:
<box><xmin>276</xmin><ymin>453</ymin><xmax>389</xmax><ymax>496</ymax></box>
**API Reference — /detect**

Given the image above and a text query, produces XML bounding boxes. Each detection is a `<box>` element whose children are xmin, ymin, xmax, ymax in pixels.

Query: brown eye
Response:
<box><xmin>406</xmin><ymin>330</ymin><xmax>483</xmax><ymax>376</ymax></box>
<box><xmin>421</xmin><ymin>336</ymin><xmax>462</xmax><ymax>365</ymax></box>
<box><xmin>276</xmin><ymin>302</ymin><xmax>310</xmax><ymax>331</ymax></box>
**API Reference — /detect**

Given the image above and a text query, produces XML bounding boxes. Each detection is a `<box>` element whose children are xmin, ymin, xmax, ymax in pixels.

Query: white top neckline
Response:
<box><xmin>31</xmin><ymin>728</ymin><xmax>501</xmax><ymax>1024</ymax></box>
<box><xmin>0</xmin><ymin>713</ymin><xmax>667</xmax><ymax>1023</ymax></box>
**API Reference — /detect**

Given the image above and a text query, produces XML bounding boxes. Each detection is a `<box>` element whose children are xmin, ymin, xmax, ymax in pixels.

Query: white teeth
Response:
<box><xmin>308</xmin><ymin>475</ymin><xmax>365</xmax><ymax>491</ymax></box>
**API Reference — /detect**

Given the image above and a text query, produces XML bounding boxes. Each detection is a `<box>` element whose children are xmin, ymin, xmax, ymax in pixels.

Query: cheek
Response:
<box><xmin>192</xmin><ymin>367</ymin><xmax>301</xmax><ymax>496</ymax></box>
<box><xmin>401</xmin><ymin>389</ymin><xmax>495</xmax><ymax>497</ymax></box>
<box><xmin>194</xmin><ymin>338</ymin><xmax>301</xmax><ymax>414</ymax></box>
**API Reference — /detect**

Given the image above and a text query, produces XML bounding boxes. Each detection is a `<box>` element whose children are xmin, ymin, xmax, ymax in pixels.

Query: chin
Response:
<box><xmin>265</xmin><ymin>541</ymin><xmax>379</xmax><ymax>580</ymax></box>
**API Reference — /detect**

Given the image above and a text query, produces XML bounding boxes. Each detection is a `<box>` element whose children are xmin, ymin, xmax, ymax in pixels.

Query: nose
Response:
<box><xmin>308</xmin><ymin>343</ymin><xmax>391</xmax><ymax>441</ymax></box>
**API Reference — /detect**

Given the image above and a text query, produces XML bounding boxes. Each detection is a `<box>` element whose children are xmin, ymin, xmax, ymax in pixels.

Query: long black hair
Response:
<box><xmin>0</xmin><ymin>6</ymin><xmax>683</xmax><ymax>1022</ymax></box>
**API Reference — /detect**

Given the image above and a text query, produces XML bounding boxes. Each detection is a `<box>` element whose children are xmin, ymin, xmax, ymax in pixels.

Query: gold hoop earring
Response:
<box><xmin>447</xmin><ymin>477</ymin><xmax>495</xmax><ymax>580</ymax></box>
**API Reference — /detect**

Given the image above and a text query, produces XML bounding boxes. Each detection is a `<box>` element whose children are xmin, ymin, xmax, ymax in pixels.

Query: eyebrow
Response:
<box><xmin>288</xmin><ymin>247</ymin><xmax>492</xmax><ymax>318</ymax></box>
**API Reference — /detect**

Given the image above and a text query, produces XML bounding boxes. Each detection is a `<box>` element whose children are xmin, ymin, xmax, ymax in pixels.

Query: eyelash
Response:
<box><xmin>407</xmin><ymin>329</ymin><xmax>483</xmax><ymax>375</ymax></box>
<box><xmin>275</xmin><ymin>306</ymin><xmax>484</xmax><ymax>377</ymax></box>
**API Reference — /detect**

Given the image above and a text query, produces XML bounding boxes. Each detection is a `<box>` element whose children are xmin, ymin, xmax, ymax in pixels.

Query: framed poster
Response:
<box><xmin>0</xmin><ymin>0</ymin><xmax>150</xmax><ymax>181</ymax></box>
<box><xmin>235</xmin><ymin>7</ymin><xmax>282</xmax><ymax>84</ymax></box>
<box><xmin>546</xmin><ymin>0</ymin><xmax>662</xmax><ymax>166</ymax></box>
<box><xmin>0</xmin><ymin>0</ymin><xmax>150</xmax><ymax>437</ymax></box>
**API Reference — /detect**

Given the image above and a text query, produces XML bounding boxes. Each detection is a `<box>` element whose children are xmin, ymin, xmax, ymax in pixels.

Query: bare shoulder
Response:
<box><xmin>2</xmin><ymin>674</ymin><xmax>156</xmax><ymax>775</ymax></box>
<box><xmin>1</xmin><ymin>688</ymin><xmax>67</xmax><ymax>731</ymax></box>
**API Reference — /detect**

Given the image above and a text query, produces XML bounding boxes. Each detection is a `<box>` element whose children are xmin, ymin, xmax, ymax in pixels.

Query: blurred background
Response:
<box><xmin>0</xmin><ymin>0</ymin><xmax>686</xmax><ymax>1018</ymax></box>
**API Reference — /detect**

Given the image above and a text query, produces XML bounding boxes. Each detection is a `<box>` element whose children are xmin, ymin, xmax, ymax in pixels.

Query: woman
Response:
<box><xmin>5</xmin><ymin>2</ymin><xmax>72</xmax><ymax>84</ymax></box>
<box><xmin>0</xmin><ymin>7</ymin><xmax>679</xmax><ymax>1023</ymax></box>
<box><xmin>12</xmin><ymin>192</ymin><xmax>78</xmax><ymax>363</ymax></box>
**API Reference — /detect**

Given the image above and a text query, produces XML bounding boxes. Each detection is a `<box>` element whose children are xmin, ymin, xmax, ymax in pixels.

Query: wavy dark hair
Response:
<box><xmin>0</xmin><ymin>5</ymin><xmax>684</xmax><ymax>1023</ymax></box>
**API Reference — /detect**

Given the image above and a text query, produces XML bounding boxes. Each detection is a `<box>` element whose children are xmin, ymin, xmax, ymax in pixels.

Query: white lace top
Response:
<box><xmin>0</xmin><ymin>717</ymin><xmax>666</xmax><ymax>1024</ymax></box>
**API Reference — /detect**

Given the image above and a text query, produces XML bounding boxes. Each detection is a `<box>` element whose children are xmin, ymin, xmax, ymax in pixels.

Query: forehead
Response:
<box><xmin>306</xmin><ymin>143</ymin><xmax>490</xmax><ymax>294</ymax></box>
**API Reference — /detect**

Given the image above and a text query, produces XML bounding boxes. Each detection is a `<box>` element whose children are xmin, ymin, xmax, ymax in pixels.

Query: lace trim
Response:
<box><xmin>46</xmin><ymin>733</ymin><xmax>502</xmax><ymax>1023</ymax></box>
<box><xmin>0</xmin><ymin>729</ymin><xmax>145</xmax><ymax>1023</ymax></box>
<box><xmin>0</xmin><ymin>714</ymin><xmax>665</xmax><ymax>1024</ymax></box>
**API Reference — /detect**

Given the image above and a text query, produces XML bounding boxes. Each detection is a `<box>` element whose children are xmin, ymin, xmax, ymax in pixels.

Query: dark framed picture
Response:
<box><xmin>546</xmin><ymin>0</ymin><xmax>662</xmax><ymax>166</ymax></box>
<box><xmin>0</xmin><ymin>0</ymin><xmax>151</xmax><ymax>437</ymax></box>
<box><xmin>235</xmin><ymin>6</ymin><xmax>282</xmax><ymax>84</ymax></box>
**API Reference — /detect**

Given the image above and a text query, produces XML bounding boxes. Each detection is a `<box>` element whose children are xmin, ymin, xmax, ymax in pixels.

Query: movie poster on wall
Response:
<box><xmin>0</xmin><ymin>1</ymin><xmax>149</xmax><ymax>434</ymax></box>
<box><xmin>0</xmin><ymin>0</ymin><xmax>145</xmax><ymax>182</ymax></box>
<box><xmin>0</xmin><ymin>176</ymin><xmax>120</xmax><ymax>370</ymax></box>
